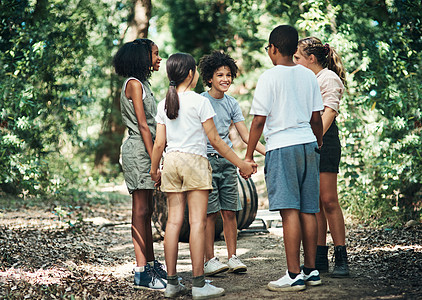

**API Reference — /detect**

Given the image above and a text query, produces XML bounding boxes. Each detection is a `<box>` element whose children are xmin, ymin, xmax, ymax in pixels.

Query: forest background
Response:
<box><xmin>1</xmin><ymin>0</ymin><xmax>421</xmax><ymax>226</ymax></box>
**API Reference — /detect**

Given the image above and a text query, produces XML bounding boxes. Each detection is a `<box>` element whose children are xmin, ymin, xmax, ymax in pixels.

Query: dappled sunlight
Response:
<box><xmin>107</xmin><ymin>242</ymin><xmax>133</xmax><ymax>253</ymax></box>
<box><xmin>0</xmin><ymin>210</ymin><xmax>67</xmax><ymax>230</ymax></box>
<box><xmin>360</xmin><ymin>244</ymin><xmax>422</xmax><ymax>253</ymax></box>
<box><xmin>0</xmin><ymin>268</ymin><xmax>71</xmax><ymax>285</ymax></box>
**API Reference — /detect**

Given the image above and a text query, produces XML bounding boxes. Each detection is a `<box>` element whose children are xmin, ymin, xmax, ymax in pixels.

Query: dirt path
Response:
<box><xmin>0</xmin><ymin>196</ymin><xmax>421</xmax><ymax>299</ymax></box>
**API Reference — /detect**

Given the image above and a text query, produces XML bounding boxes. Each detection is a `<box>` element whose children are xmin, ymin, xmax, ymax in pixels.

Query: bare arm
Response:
<box><xmin>321</xmin><ymin>107</ymin><xmax>337</xmax><ymax>136</ymax></box>
<box><xmin>245</xmin><ymin>115</ymin><xmax>266</xmax><ymax>161</ymax></box>
<box><xmin>126</xmin><ymin>80</ymin><xmax>154</xmax><ymax>158</ymax></box>
<box><xmin>310</xmin><ymin>111</ymin><xmax>323</xmax><ymax>148</ymax></box>
<box><xmin>202</xmin><ymin>118</ymin><xmax>256</xmax><ymax>177</ymax></box>
<box><xmin>150</xmin><ymin>123</ymin><xmax>166</xmax><ymax>184</ymax></box>
<box><xmin>234</xmin><ymin>121</ymin><xmax>266</xmax><ymax>156</ymax></box>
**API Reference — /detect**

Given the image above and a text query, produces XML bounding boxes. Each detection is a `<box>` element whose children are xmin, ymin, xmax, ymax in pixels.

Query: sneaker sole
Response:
<box><xmin>267</xmin><ymin>283</ymin><xmax>306</xmax><ymax>292</ymax></box>
<box><xmin>164</xmin><ymin>289</ymin><xmax>188</xmax><ymax>298</ymax></box>
<box><xmin>305</xmin><ymin>279</ymin><xmax>322</xmax><ymax>286</ymax></box>
<box><xmin>204</xmin><ymin>266</ymin><xmax>229</xmax><ymax>276</ymax></box>
<box><xmin>228</xmin><ymin>266</ymin><xmax>247</xmax><ymax>273</ymax></box>
<box><xmin>134</xmin><ymin>285</ymin><xmax>166</xmax><ymax>291</ymax></box>
<box><xmin>192</xmin><ymin>290</ymin><xmax>225</xmax><ymax>300</ymax></box>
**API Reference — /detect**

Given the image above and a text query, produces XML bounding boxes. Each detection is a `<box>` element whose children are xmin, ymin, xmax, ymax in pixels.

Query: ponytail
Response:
<box><xmin>326</xmin><ymin>46</ymin><xmax>346</xmax><ymax>84</ymax></box>
<box><xmin>298</xmin><ymin>37</ymin><xmax>346</xmax><ymax>84</ymax></box>
<box><xmin>165</xmin><ymin>53</ymin><xmax>197</xmax><ymax>120</ymax></box>
<box><xmin>165</xmin><ymin>82</ymin><xmax>179</xmax><ymax>119</ymax></box>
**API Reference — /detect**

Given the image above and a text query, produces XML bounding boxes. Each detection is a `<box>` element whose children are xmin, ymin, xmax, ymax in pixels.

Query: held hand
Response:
<box><xmin>244</xmin><ymin>158</ymin><xmax>257</xmax><ymax>175</ymax></box>
<box><xmin>150</xmin><ymin>168</ymin><xmax>161</xmax><ymax>186</ymax></box>
<box><xmin>239</xmin><ymin>160</ymin><xmax>257</xmax><ymax>179</ymax></box>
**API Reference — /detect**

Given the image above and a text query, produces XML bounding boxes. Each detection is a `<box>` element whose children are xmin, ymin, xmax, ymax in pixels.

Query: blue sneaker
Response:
<box><xmin>301</xmin><ymin>269</ymin><xmax>322</xmax><ymax>286</ymax></box>
<box><xmin>134</xmin><ymin>264</ymin><xmax>166</xmax><ymax>290</ymax></box>
<box><xmin>267</xmin><ymin>270</ymin><xmax>306</xmax><ymax>292</ymax></box>
<box><xmin>153</xmin><ymin>259</ymin><xmax>167</xmax><ymax>280</ymax></box>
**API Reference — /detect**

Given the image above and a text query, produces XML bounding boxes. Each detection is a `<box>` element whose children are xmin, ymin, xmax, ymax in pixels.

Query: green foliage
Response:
<box><xmin>289</xmin><ymin>0</ymin><xmax>422</xmax><ymax>224</ymax></box>
<box><xmin>0</xmin><ymin>0</ymin><xmax>127</xmax><ymax>196</ymax></box>
<box><xmin>0</xmin><ymin>0</ymin><xmax>97</xmax><ymax>194</ymax></box>
<box><xmin>1</xmin><ymin>0</ymin><xmax>421</xmax><ymax>226</ymax></box>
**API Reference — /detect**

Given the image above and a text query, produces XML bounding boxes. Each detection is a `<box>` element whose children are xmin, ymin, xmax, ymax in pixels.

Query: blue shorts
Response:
<box><xmin>207</xmin><ymin>154</ymin><xmax>241</xmax><ymax>214</ymax></box>
<box><xmin>264</xmin><ymin>142</ymin><xmax>320</xmax><ymax>213</ymax></box>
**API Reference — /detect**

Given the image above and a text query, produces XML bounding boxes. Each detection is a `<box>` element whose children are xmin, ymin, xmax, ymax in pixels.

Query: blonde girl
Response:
<box><xmin>294</xmin><ymin>37</ymin><xmax>349</xmax><ymax>277</ymax></box>
<box><xmin>150</xmin><ymin>53</ymin><xmax>256</xmax><ymax>298</ymax></box>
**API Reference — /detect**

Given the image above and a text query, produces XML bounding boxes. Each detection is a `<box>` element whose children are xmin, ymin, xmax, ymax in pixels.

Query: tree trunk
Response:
<box><xmin>126</xmin><ymin>0</ymin><xmax>151</xmax><ymax>41</ymax></box>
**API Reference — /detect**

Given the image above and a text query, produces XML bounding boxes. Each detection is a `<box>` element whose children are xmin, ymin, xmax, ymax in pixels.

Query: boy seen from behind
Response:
<box><xmin>199</xmin><ymin>51</ymin><xmax>265</xmax><ymax>276</ymax></box>
<box><xmin>245</xmin><ymin>25</ymin><xmax>324</xmax><ymax>291</ymax></box>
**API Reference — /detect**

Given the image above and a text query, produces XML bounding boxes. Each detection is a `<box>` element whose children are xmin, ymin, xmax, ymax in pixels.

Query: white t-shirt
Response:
<box><xmin>250</xmin><ymin>64</ymin><xmax>324</xmax><ymax>151</ymax></box>
<box><xmin>156</xmin><ymin>91</ymin><xmax>216</xmax><ymax>158</ymax></box>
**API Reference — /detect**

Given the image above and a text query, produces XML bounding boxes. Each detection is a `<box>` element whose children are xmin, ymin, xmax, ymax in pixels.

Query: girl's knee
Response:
<box><xmin>133</xmin><ymin>207</ymin><xmax>152</xmax><ymax>220</ymax></box>
<box><xmin>320</xmin><ymin>196</ymin><xmax>340</xmax><ymax>213</ymax></box>
<box><xmin>189</xmin><ymin>218</ymin><xmax>207</xmax><ymax>230</ymax></box>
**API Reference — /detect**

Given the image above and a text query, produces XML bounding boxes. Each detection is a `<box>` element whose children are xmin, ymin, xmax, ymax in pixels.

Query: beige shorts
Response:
<box><xmin>161</xmin><ymin>151</ymin><xmax>213</xmax><ymax>193</ymax></box>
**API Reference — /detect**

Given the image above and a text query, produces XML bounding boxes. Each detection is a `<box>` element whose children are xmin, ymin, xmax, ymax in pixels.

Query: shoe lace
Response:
<box><xmin>208</xmin><ymin>257</ymin><xmax>219</xmax><ymax>266</ymax></box>
<box><xmin>147</xmin><ymin>266</ymin><xmax>163</xmax><ymax>285</ymax></box>
<box><xmin>231</xmin><ymin>255</ymin><xmax>241</xmax><ymax>265</ymax></box>
<box><xmin>154</xmin><ymin>261</ymin><xmax>167</xmax><ymax>278</ymax></box>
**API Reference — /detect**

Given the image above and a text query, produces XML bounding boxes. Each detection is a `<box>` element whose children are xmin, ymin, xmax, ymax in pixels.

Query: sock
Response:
<box><xmin>303</xmin><ymin>266</ymin><xmax>316</xmax><ymax>275</ymax></box>
<box><xmin>288</xmin><ymin>271</ymin><xmax>300</xmax><ymax>279</ymax></box>
<box><xmin>134</xmin><ymin>266</ymin><xmax>145</xmax><ymax>272</ymax></box>
<box><xmin>167</xmin><ymin>274</ymin><xmax>178</xmax><ymax>285</ymax></box>
<box><xmin>147</xmin><ymin>261</ymin><xmax>154</xmax><ymax>267</ymax></box>
<box><xmin>192</xmin><ymin>275</ymin><xmax>205</xmax><ymax>288</ymax></box>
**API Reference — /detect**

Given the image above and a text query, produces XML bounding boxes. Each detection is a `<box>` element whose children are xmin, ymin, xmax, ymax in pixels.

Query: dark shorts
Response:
<box><xmin>320</xmin><ymin>120</ymin><xmax>341</xmax><ymax>173</ymax></box>
<box><xmin>207</xmin><ymin>154</ymin><xmax>241</xmax><ymax>214</ymax></box>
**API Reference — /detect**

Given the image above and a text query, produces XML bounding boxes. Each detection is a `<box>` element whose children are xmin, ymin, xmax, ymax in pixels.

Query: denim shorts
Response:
<box><xmin>264</xmin><ymin>142</ymin><xmax>320</xmax><ymax>213</ymax></box>
<box><xmin>207</xmin><ymin>154</ymin><xmax>241</xmax><ymax>214</ymax></box>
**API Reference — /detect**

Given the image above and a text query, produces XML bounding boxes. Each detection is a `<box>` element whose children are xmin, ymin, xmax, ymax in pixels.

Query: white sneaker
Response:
<box><xmin>227</xmin><ymin>255</ymin><xmax>247</xmax><ymax>273</ymax></box>
<box><xmin>192</xmin><ymin>282</ymin><xmax>225</xmax><ymax>299</ymax></box>
<box><xmin>204</xmin><ymin>257</ymin><xmax>229</xmax><ymax>276</ymax></box>
<box><xmin>301</xmin><ymin>269</ymin><xmax>322</xmax><ymax>286</ymax></box>
<box><xmin>164</xmin><ymin>282</ymin><xmax>188</xmax><ymax>298</ymax></box>
<box><xmin>267</xmin><ymin>270</ymin><xmax>306</xmax><ymax>292</ymax></box>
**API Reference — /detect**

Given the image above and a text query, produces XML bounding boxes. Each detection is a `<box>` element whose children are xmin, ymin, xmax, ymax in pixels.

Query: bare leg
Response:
<box><xmin>280</xmin><ymin>209</ymin><xmax>301</xmax><ymax>273</ymax></box>
<box><xmin>187</xmin><ymin>190</ymin><xmax>209</xmax><ymax>277</ymax></box>
<box><xmin>205</xmin><ymin>212</ymin><xmax>218</xmax><ymax>261</ymax></box>
<box><xmin>132</xmin><ymin>189</ymin><xmax>154</xmax><ymax>266</ymax></box>
<box><xmin>221</xmin><ymin>210</ymin><xmax>238</xmax><ymax>259</ymax></box>
<box><xmin>316</xmin><ymin>198</ymin><xmax>328</xmax><ymax>245</ymax></box>
<box><xmin>300</xmin><ymin>212</ymin><xmax>318</xmax><ymax>268</ymax></box>
<box><xmin>320</xmin><ymin>172</ymin><xmax>346</xmax><ymax>246</ymax></box>
<box><xmin>164</xmin><ymin>192</ymin><xmax>186</xmax><ymax>276</ymax></box>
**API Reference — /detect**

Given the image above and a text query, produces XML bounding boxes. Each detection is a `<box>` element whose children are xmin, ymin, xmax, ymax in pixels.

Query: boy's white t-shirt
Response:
<box><xmin>155</xmin><ymin>91</ymin><xmax>216</xmax><ymax>158</ymax></box>
<box><xmin>250</xmin><ymin>64</ymin><xmax>324</xmax><ymax>151</ymax></box>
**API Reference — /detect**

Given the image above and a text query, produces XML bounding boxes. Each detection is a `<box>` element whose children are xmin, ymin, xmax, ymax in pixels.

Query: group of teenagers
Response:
<box><xmin>113</xmin><ymin>24</ymin><xmax>350</xmax><ymax>299</ymax></box>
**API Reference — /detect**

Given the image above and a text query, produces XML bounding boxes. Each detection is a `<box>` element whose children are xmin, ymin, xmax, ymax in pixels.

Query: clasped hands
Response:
<box><xmin>239</xmin><ymin>158</ymin><xmax>257</xmax><ymax>179</ymax></box>
<box><xmin>150</xmin><ymin>169</ymin><xmax>161</xmax><ymax>187</ymax></box>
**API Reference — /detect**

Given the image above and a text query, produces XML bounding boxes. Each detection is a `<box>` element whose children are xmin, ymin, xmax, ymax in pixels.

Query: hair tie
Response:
<box><xmin>324</xmin><ymin>43</ymin><xmax>330</xmax><ymax>55</ymax></box>
<box><xmin>169</xmin><ymin>81</ymin><xmax>177</xmax><ymax>87</ymax></box>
